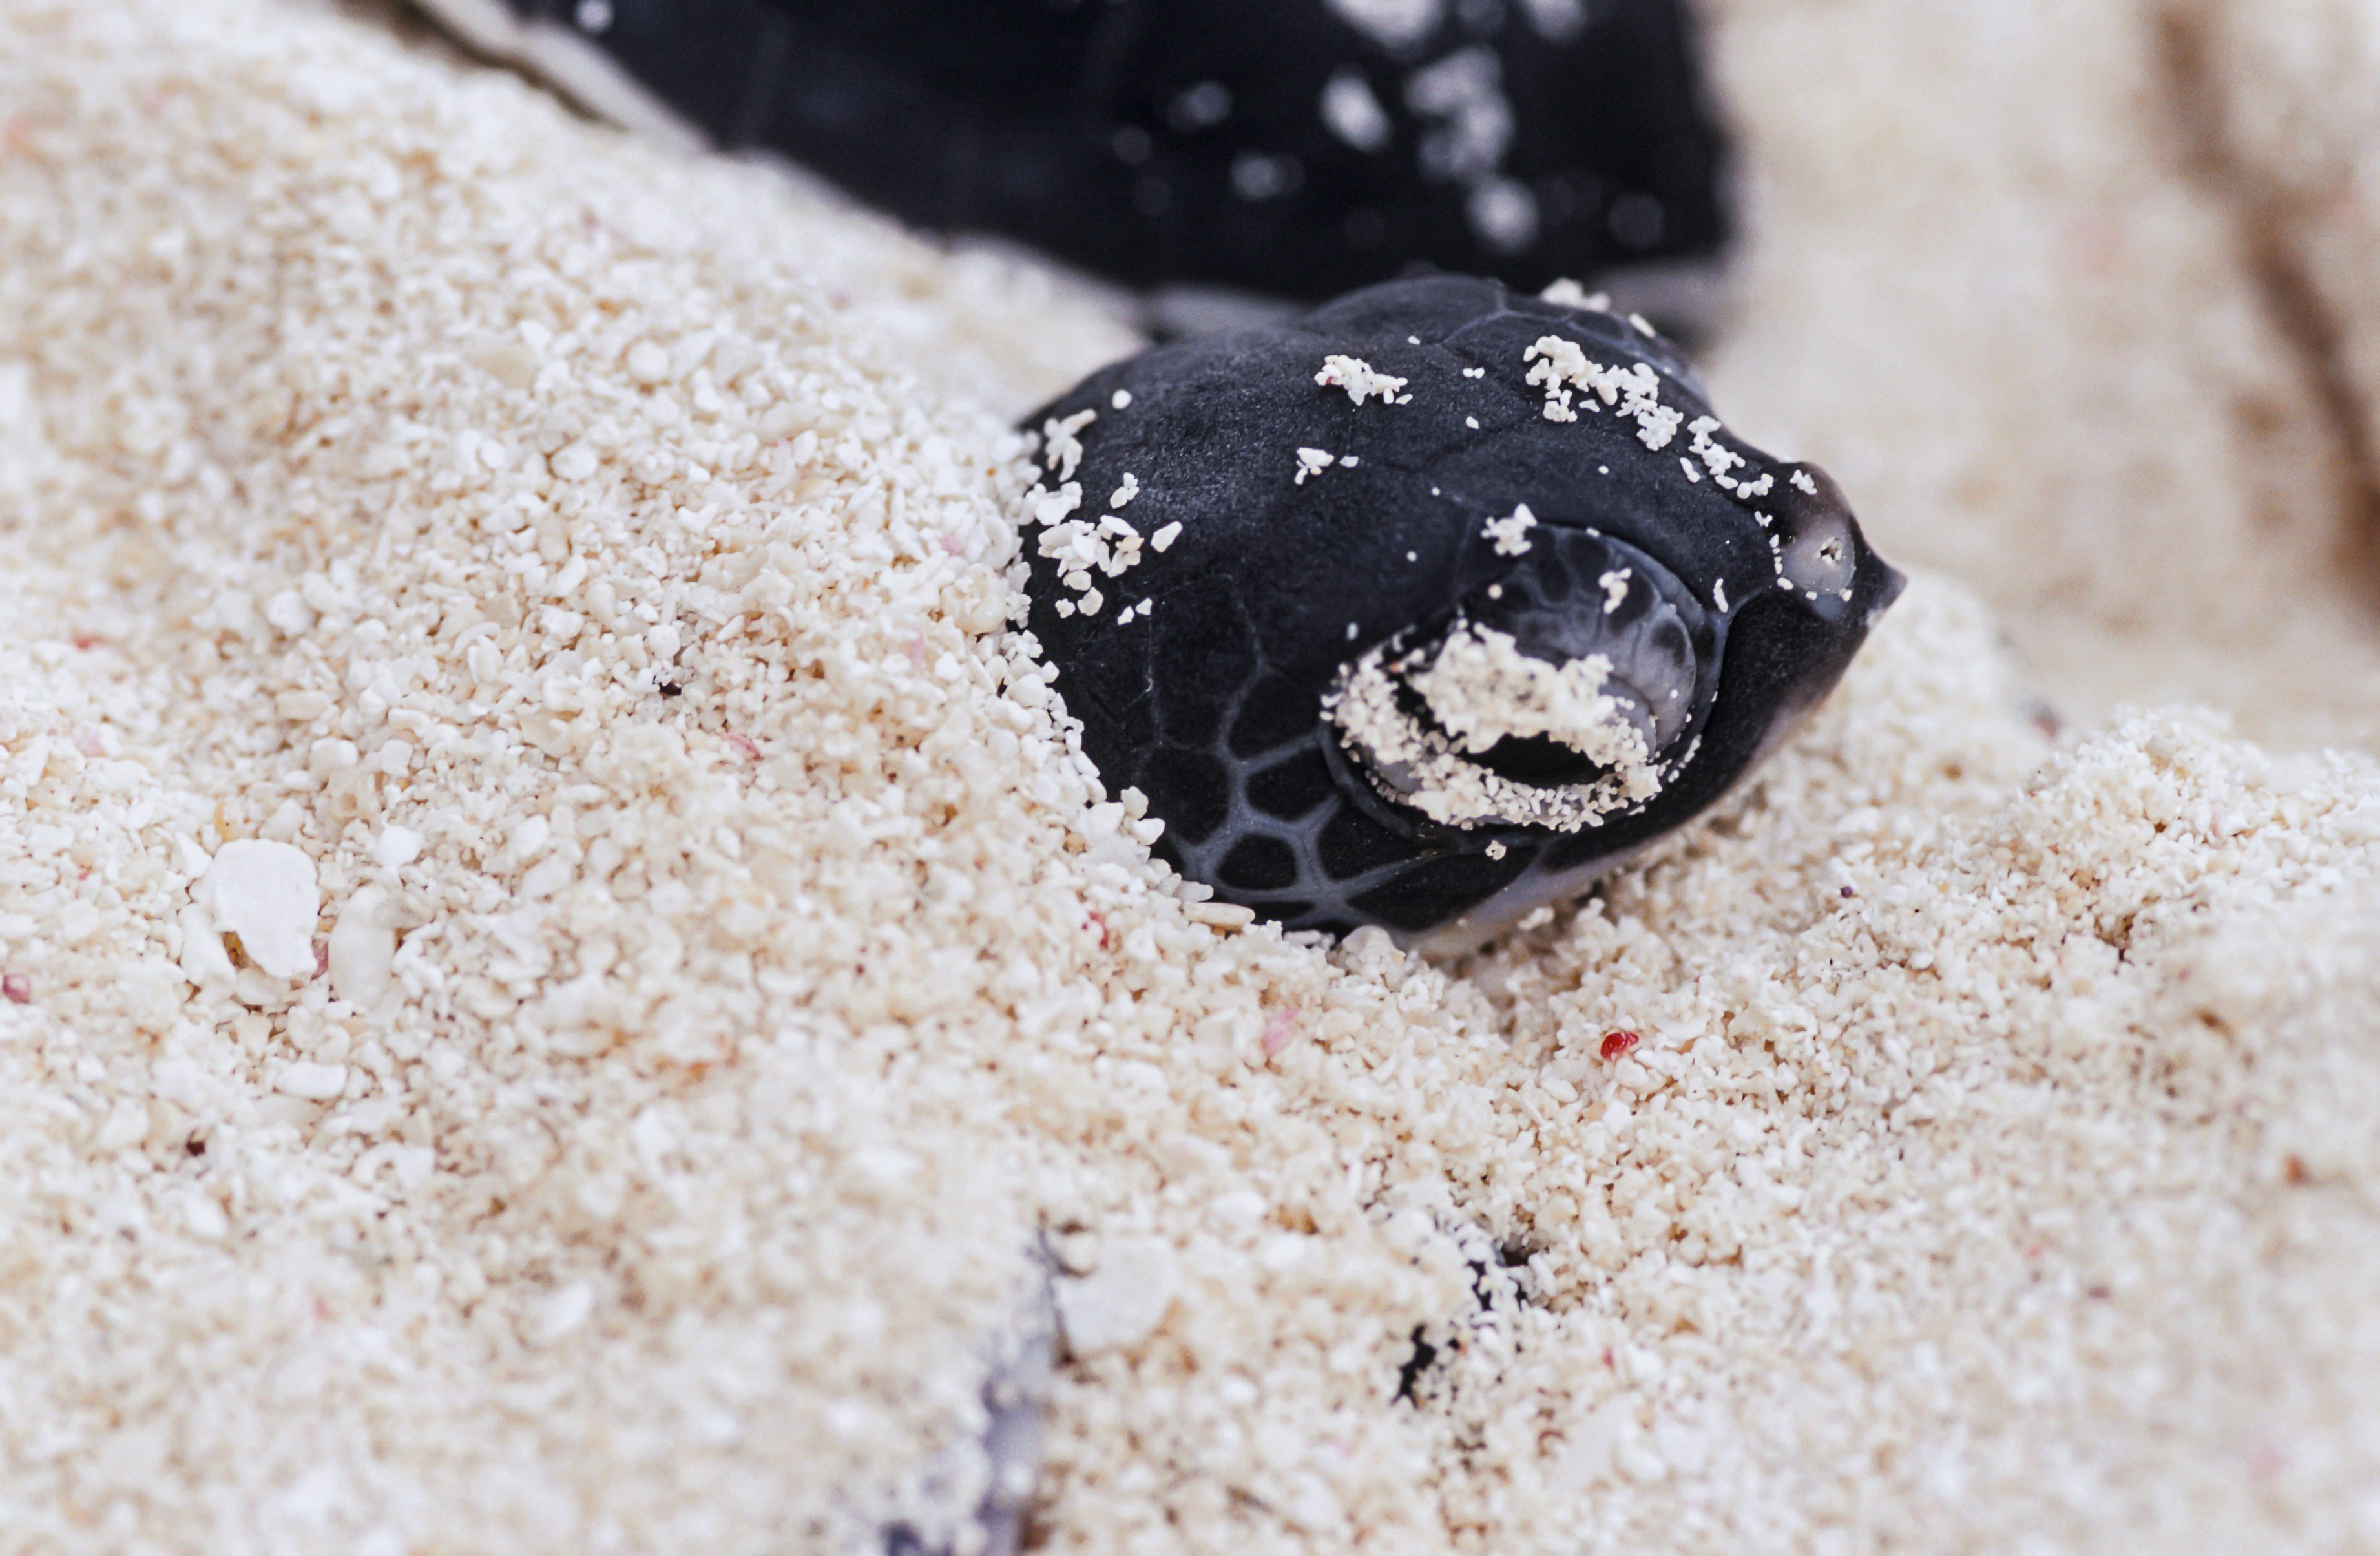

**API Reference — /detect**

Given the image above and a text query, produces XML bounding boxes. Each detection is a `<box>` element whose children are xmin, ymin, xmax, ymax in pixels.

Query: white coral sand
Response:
<box><xmin>0</xmin><ymin>2</ymin><xmax>2377</xmax><ymax>1554</ymax></box>
<box><xmin>1704</xmin><ymin>0</ymin><xmax>2380</xmax><ymax>753</ymax></box>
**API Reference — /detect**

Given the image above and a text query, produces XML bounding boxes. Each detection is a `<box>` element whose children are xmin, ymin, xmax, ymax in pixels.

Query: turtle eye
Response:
<box><xmin>1406</xmin><ymin>621</ymin><xmax>1667</xmax><ymax>782</ymax></box>
<box><xmin>1323</xmin><ymin>537</ymin><xmax>1709</xmax><ymax>834</ymax></box>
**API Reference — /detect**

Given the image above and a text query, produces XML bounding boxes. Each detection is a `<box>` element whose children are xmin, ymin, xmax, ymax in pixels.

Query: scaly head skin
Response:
<box><xmin>1020</xmin><ymin>275</ymin><xmax>1903</xmax><ymax>951</ymax></box>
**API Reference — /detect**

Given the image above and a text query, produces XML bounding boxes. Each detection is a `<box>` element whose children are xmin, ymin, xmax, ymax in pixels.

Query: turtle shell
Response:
<box><xmin>416</xmin><ymin>0</ymin><xmax>1727</xmax><ymax>304</ymax></box>
<box><xmin>1020</xmin><ymin>275</ymin><xmax>1903</xmax><ymax>952</ymax></box>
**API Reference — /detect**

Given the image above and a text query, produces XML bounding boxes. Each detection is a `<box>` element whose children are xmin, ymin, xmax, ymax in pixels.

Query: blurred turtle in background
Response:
<box><xmin>413</xmin><ymin>0</ymin><xmax>1731</xmax><ymax>335</ymax></box>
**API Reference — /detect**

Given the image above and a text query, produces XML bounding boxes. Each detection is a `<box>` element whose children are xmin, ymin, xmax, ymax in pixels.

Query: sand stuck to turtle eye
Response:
<box><xmin>4</xmin><ymin>3</ymin><xmax>2380</xmax><ymax>1554</ymax></box>
<box><xmin>1328</xmin><ymin>623</ymin><xmax>1667</xmax><ymax>831</ymax></box>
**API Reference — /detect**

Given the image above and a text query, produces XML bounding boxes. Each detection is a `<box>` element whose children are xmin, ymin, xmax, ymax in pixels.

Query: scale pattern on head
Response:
<box><xmin>1019</xmin><ymin>275</ymin><xmax>1902</xmax><ymax>952</ymax></box>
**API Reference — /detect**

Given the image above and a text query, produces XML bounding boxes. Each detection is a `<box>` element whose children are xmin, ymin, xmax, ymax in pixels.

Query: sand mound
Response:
<box><xmin>1704</xmin><ymin>0</ymin><xmax>2380</xmax><ymax>753</ymax></box>
<box><xmin>2182</xmin><ymin>0</ymin><xmax>2380</xmax><ymax>571</ymax></box>
<box><xmin>2</xmin><ymin>1</ymin><xmax>2378</xmax><ymax>1552</ymax></box>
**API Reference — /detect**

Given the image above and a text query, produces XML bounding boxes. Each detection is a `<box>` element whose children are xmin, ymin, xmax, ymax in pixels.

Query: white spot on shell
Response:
<box><xmin>1483</xmin><ymin>503</ymin><xmax>1538</xmax><ymax>556</ymax></box>
<box><xmin>1315</xmin><ymin>355</ymin><xmax>1408</xmax><ymax>406</ymax></box>
<box><xmin>1467</xmin><ymin>178</ymin><xmax>1540</xmax><ymax>253</ymax></box>
<box><xmin>1326</xmin><ymin>0</ymin><xmax>1443</xmax><ymax>47</ymax></box>
<box><xmin>1523</xmin><ymin>335</ymin><xmax>1682</xmax><ymax>448</ymax></box>
<box><xmin>1168</xmin><ymin>80</ymin><xmax>1233</xmax><ymax>131</ymax></box>
<box><xmin>1542</xmin><ymin>279</ymin><xmax>1612</xmax><ymax>311</ymax></box>
<box><xmin>1231</xmin><ymin>151</ymin><xmax>1300</xmax><ymax>202</ymax></box>
<box><xmin>1041</xmin><ymin>409</ymin><xmax>1096</xmax><ymax>481</ymax></box>
<box><xmin>1518</xmin><ymin>0</ymin><xmax>1587</xmax><ymax>42</ymax></box>
<box><xmin>1320</xmin><ymin>69</ymin><xmax>1392</xmax><ymax>152</ymax></box>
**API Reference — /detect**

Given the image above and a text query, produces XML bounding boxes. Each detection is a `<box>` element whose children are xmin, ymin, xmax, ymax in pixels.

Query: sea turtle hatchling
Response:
<box><xmin>1020</xmin><ymin>275</ymin><xmax>1904</xmax><ymax>954</ymax></box>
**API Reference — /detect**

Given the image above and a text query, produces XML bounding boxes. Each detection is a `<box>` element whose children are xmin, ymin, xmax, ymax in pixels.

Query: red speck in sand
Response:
<box><xmin>1085</xmin><ymin>912</ymin><xmax>1111</xmax><ymax>951</ymax></box>
<box><xmin>725</xmin><ymin>733</ymin><xmax>760</xmax><ymax>761</ymax></box>
<box><xmin>1598</xmin><ymin>1029</ymin><xmax>1640</xmax><ymax>1062</ymax></box>
<box><xmin>71</xmin><ymin>635</ymin><xmax>101</xmax><ymax>651</ymax></box>
<box><xmin>1261</xmin><ymin>1007</ymin><xmax>1299</xmax><ymax>1057</ymax></box>
<box><xmin>1</xmin><ymin>976</ymin><xmax>28</xmax><ymax>1005</ymax></box>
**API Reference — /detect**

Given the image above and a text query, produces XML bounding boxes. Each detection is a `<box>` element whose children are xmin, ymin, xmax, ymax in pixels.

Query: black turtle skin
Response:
<box><xmin>428</xmin><ymin>0</ymin><xmax>1726</xmax><ymax>302</ymax></box>
<box><xmin>1021</xmin><ymin>275</ymin><xmax>1904</xmax><ymax>951</ymax></box>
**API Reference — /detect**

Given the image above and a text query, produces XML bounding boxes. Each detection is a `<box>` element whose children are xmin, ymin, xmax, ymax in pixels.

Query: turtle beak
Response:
<box><xmin>1862</xmin><ymin>552</ymin><xmax>1907</xmax><ymax>626</ymax></box>
<box><xmin>1874</xmin><ymin>560</ymin><xmax>1907</xmax><ymax>611</ymax></box>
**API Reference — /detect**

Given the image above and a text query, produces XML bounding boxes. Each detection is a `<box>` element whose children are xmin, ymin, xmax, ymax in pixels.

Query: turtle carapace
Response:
<box><xmin>412</xmin><ymin>0</ymin><xmax>1729</xmax><ymax>315</ymax></box>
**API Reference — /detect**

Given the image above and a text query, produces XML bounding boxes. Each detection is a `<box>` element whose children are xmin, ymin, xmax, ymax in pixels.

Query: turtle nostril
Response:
<box><xmin>1779</xmin><ymin>508</ymin><xmax>1858</xmax><ymax>599</ymax></box>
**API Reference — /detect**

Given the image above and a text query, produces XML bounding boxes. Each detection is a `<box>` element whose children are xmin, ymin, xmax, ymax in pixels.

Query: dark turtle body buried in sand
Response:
<box><xmin>413</xmin><ymin>0</ymin><xmax>1729</xmax><ymax>324</ymax></box>
<box><xmin>1019</xmin><ymin>275</ymin><xmax>1904</xmax><ymax>953</ymax></box>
